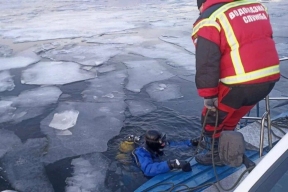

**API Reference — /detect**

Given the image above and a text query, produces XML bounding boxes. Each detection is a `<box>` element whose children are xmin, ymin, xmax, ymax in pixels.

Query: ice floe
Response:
<box><xmin>124</xmin><ymin>60</ymin><xmax>174</xmax><ymax>92</ymax></box>
<box><xmin>0</xmin><ymin>50</ymin><xmax>40</xmax><ymax>71</ymax></box>
<box><xmin>126</xmin><ymin>100</ymin><xmax>157</xmax><ymax>116</ymax></box>
<box><xmin>0</xmin><ymin>10</ymin><xmax>135</xmax><ymax>42</ymax></box>
<box><xmin>41</xmin><ymin>44</ymin><xmax>124</xmax><ymax>66</ymax></box>
<box><xmin>82</xmin><ymin>70</ymin><xmax>127</xmax><ymax>103</ymax></box>
<box><xmin>146</xmin><ymin>82</ymin><xmax>183</xmax><ymax>102</ymax></box>
<box><xmin>40</xmin><ymin>101</ymin><xmax>125</xmax><ymax>163</ymax></box>
<box><xmin>21</xmin><ymin>61</ymin><xmax>96</xmax><ymax>85</ymax></box>
<box><xmin>0</xmin><ymin>129</ymin><xmax>22</xmax><ymax>158</ymax></box>
<box><xmin>66</xmin><ymin>153</ymin><xmax>110</xmax><ymax>192</ymax></box>
<box><xmin>159</xmin><ymin>31</ymin><xmax>195</xmax><ymax>54</ymax></box>
<box><xmin>126</xmin><ymin>44</ymin><xmax>195</xmax><ymax>71</ymax></box>
<box><xmin>0</xmin><ymin>45</ymin><xmax>13</xmax><ymax>57</ymax></box>
<box><xmin>1</xmin><ymin>138</ymin><xmax>54</xmax><ymax>192</ymax></box>
<box><xmin>0</xmin><ymin>71</ymin><xmax>15</xmax><ymax>92</ymax></box>
<box><xmin>0</xmin><ymin>86</ymin><xmax>62</xmax><ymax>123</ymax></box>
<box><xmin>85</xmin><ymin>35</ymin><xmax>149</xmax><ymax>45</ymax></box>
<box><xmin>49</xmin><ymin>110</ymin><xmax>79</xmax><ymax>131</ymax></box>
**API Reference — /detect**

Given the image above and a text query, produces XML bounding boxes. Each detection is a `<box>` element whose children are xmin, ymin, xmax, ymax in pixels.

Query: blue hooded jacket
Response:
<box><xmin>132</xmin><ymin>140</ymin><xmax>192</xmax><ymax>177</ymax></box>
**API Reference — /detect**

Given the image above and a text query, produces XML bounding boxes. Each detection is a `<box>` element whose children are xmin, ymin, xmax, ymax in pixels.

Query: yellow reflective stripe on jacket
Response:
<box><xmin>220</xmin><ymin>65</ymin><xmax>280</xmax><ymax>84</ymax></box>
<box><xmin>193</xmin><ymin>0</ymin><xmax>277</xmax><ymax>84</ymax></box>
<box><xmin>210</xmin><ymin>0</ymin><xmax>258</xmax><ymax>19</ymax></box>
<box><xmin>210</xmin><ymin>1</ymin><xmax>257</xmax><ymax>75</ymax></box>
<box><xmin>193</xmin><ymin>1</ymin><xmax>257</xmax><ymax>36</ymax></box>
<box><xmin>218</xmin><ymin>13</ymin><xmax>245</xmax><ymax>74</ymax></box>
<box><xmin>192</xmin><ymin>19</ymin><xmax>221</xmax><ymax>37</ymax></box>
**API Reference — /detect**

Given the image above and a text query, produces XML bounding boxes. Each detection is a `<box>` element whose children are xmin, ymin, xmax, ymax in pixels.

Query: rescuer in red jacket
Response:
<box><xmin>192</xmin><ymin>0</ymin><xmax>280</xmax><ymax>166</ymax></box>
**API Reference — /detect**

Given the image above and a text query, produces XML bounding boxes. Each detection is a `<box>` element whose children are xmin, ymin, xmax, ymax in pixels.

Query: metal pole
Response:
<box><xmin>265</xmin><ymin>95</ymin><xmax>272</xmax><ymax>149</ymax></box>
<box><xmin>279</xmin><ymin>57</ymin><xmax>288</xmax><ymax>61</ymax></box>
<box><xmin>267</xmin><ymin>97</ymin><xmax>288</xmax><ymax>100</ymax></box>
<box><xmin>260</xmin><ymin>111</ymin><xmax>268</xmax><ymax>157</ymax></box>
<box><xmin>256</xmin><ymin>102</ymin><xmax>260</xmax><ymax>117</ymax></box>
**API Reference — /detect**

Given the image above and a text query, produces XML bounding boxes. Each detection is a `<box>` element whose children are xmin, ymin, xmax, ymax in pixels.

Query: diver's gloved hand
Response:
<box><xmin>190</xmin><ymin>139</ymin><xmax>199</xmax><ymax>146</ymax></box>
<box><xmin>168</xmin><ymin>159</ymin><xmax>192</xmax><ymax>172</ymax></box>
<box><xmin>204</xmin><ymin>97</ymin><xmax>218</xmax><ymax>110</ymax></box>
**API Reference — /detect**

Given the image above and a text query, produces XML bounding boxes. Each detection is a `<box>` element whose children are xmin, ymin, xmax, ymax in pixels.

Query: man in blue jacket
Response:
<box><xmin>132</xmin><ymin>130</ymin><xmax>192</xmax><ymax>177</ymax></box>
<box><xmin>105</xmin><ymin>130</ymin><xmax>194</xmax><ymax>191</ymax></box>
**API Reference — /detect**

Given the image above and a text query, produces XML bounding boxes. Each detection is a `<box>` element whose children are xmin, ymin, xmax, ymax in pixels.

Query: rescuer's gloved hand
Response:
<box><xmin>168</xmin><ymin>159</ymin><xmax>192</xmax><ymax>172</ymax></box>
<box><xmin>204</xmin><ymin>97</ymin><xmax>218</xmax><ymax>110</ymax></box>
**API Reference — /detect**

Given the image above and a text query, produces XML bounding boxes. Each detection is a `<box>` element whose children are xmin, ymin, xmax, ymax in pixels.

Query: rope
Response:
<box><xmin>255</xmin><ymin>120</ymin><xmax>286</xmax><ymax>140</ymax></box>
<box><xmin>210</xmin><ymin>109</ymin><xmax>254</xmax><ymax>191</ymax></box>
<box><xmin>142</xmin><ymin>108</ymin><xmax>264</xmax><ymax>192</ymax></box>
<box><xmin>184</xmin><ymin>111</ymin><xmax>209</xmax><ymax>163</ymax></box>
<box><xmin>280</xmin><ymin>74</ymin><xmax>288</xmax><ymax>80</ymax></box>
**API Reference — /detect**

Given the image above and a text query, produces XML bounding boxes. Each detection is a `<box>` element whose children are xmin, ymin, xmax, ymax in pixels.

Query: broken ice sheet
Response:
<box><xmin>21</xmin><ymin>61</ymin><xmax>96</xmax><ymax>85</ymax></box>
<box><xmin>126</xmin><ymin>100</ymin><xmax>157</xmax><ymax>116</ymax></box>
<box><xmin>40</xmin><ymin>101</ymin><xmax>125</xmax><ymax>164</ymax></box>
<box><xmin>56</xmin><ymin>130</ymin><xmax>73</xmax><ymax>136</ymax></box>
<box><xmin>97</xmin><ymin>65</ymin><xmax>116</xmax><ymax>73</ymax></box>
<box><xmin>0</xmin><ymin>129</ymin><xmax>22</xmax><ymax>158</ymax></box>
<box><xmin>146</xmin><ymin>83</ymin><xmax>183</xmax><ymax>102</ymax></box>
<box><xmin>66</xmin><ymin>153</ymin><xmax>110</xmax><ymax>192</ymax></box>
<box><xmin>0</xmin><ymin>101</ymin><xmax>15</xmax><ymax>116</ymax></box>
<box><xmin>126</xmin><ymin>43</ymin><xmax>195</xmax><ymax>71</ymax></box>
<box><xmin>49</xmin><ymin>110</ymin><xmax>79</xmax><ymax>130</ymax></box>
<box><xmin>82</xmin><ymin>70</ymin><xmax>127</xmax><ymax>103</ymax></box>
<box><xmin>124</xmin><ymin>60</ymin><xmax>174</xmax><ymax>92</ymax></box>
<box><xmin>0</xmin><ymin>71</ymin><xmax>15</xmax><ymax>92</ymax></box>
<box><xmin>34</xmin><ymin>42</ymin><xmax>60</xmax><ymax>54</ymax></box>
<box><xmin>82</xmin><ymin>66</ymin><xmax>94</xmax><ymax>71</ymax></box>
<box><xmin>42</xmin><ymin>44</ymin><xmax>123</xmax><ymax>66</ymax></box>
<box><xmin>1</xmin><ymin>138</ymin><xmax>54</xmax><ymax>192</ymax></box>
<box><xmin>1</xmin><ymin>9</ymin><xmax>135</xmax><ymax>42</ymax></box>
<box><xmin>150</xmin><ymin>20</ymin><xmax>176</xmax><ymax>27</ymax></box>
<box><xmin>1</xmin><ymin>190</ymin><xmax>18</xmax><ymax>192</ymax></box>
<box><xmin>276</xmin><ymin>42</ymin><xmax>288</xmax><ymax>57</ymax></box>
<box><xmin>10</xmin><ymin>86</ymin><xmax>62</xmax><ymax>108</ymax></box>
<box><xmin>159</xmin><ymin>31</ymin><xmax>195</xmax><ymax>54</ymax></box>
<box><xmin>0</xmin><ymin>50</ymin><xmax>40</xmax><ymax>71</ymax></box>
<box><xmin>85</xmin><ymin>35</ymin><xmax>149</xmax><ymax>45</ymax></box>
<box><xmin>0</xmin><ymin>86</ymin><xmax>62</xmax><ymax>123</ymax></box>
<box><xmin>0</xmin><ymin>44</ymin><xmax>13</xmax><ymax>57</ymax></box>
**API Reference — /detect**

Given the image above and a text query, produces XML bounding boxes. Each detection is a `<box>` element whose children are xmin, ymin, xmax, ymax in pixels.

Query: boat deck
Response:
<box><xmin>135</xmin><ymin>112</ymin><xmax>288</xmax><ymax>192</ymax></box>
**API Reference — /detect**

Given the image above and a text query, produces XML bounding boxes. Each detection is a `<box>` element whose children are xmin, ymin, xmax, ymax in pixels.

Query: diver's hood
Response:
<box><xmin>145</xmin><ymin>130</ymin><xmax>167</xmax><ymax>153</ymax></box>
<box><xmin>144</xmin><ymin>144</ymin><xmax>164</xmax><ymax>157</ymax></box>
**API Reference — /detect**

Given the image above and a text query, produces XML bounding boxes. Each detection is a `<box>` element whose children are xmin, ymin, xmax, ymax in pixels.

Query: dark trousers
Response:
<box><xmin>202</xmin><ymin>82</ymin><xmax>276</xmax><ymax>138</ymax></box>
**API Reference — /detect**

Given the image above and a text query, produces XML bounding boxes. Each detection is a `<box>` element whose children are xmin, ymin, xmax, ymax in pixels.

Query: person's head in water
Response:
<box><xmin>145</xmin><ymin>130</ymin><xmax>167</xmax><ymax>154</ymax></box>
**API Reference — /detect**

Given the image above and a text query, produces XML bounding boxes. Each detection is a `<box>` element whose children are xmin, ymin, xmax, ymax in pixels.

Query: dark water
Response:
<box><xmin>102</xmin><ymin>107</ymin><xmax>202</xmax><ymax>191</ymax></box>
<box><xmin>0</xmin><ymin>41</ymin><xmax>202</xmax><ymax>191</ymax></box>
<box><xmin>0</xmin><ymin>92</ymin><xmax>202</xmax><ymax>192</ymax></box>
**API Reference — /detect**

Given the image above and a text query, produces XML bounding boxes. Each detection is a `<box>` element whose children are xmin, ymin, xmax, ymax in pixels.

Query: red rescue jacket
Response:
<box><xmin>192</xmin><ymin>0</ymin><xmax>280</xmax><ymax>98</ymax></box>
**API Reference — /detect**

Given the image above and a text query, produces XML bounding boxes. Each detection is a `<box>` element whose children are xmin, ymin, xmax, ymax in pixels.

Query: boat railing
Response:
<box><xmin>241</xmin><ymin>58</ymin><xmax>288</xmax><ymax>157</ymax></box>
<box><xmin>242</xmin><ymin>96</ymin><xmax>288</xmax><ymax>157</ymax></box>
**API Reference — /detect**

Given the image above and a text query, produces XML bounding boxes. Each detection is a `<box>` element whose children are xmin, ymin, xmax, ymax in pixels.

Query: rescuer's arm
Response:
<box><xmin>195</xmin><ymin>36</ymin><xmax>221</xmax><ymax>99</ymax></box>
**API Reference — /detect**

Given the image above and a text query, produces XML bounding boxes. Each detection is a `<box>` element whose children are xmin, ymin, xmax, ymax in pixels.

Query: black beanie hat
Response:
<box><xmin>145</xmin><ymin>130</ymin><xmax>165</xmax><ymax>153</ymax></box>
<box><xmin>197</xmin><ymin>0</ymin><xmax>207</xmax><ymax>9</ymax></box>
